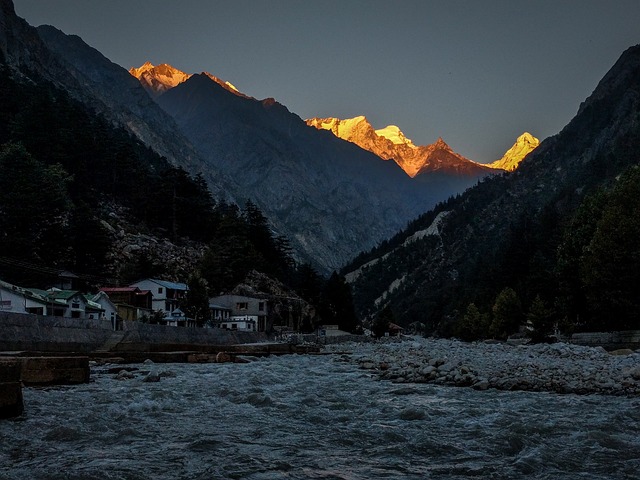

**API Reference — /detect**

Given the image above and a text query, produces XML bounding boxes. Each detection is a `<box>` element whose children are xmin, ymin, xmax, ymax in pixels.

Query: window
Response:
<box><xmin>258</xmin><ymin>302</ymin><xmax>265</xmax><ymax>311</ymax></box>
<box><xmin>158</xmin><ymin>287</ymin><xmax>163</xmax><ymax>294</ymax></box>
<box><xmin>231</xmin><ymin>323</ymin><xmax>237</xmax><ymax>330</ymax></box>
<box><xmin>71</xmin><ymin>302</ymin><xmax>80</xmax><ymax>309</ymax></box>
<box><xmin>236</xmin><ymin>302</ymin><xmax>248</xmax><ymax>310</ymax></box>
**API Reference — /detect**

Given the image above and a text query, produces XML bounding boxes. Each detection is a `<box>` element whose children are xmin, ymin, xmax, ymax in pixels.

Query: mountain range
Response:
<box><xmin>129</xmin><ymin>61</ymin><xmax>534</xmax><ymax>272</ymax></box>
<box><xmin>1</xmin><ymin>0</ymin><xmax>533</xmax><ymax>275</ymax></box>
<box><xmin>306</xmin><ymin>116</ymin><xmax>538</xmax><ymax>177</ymax></box>
<box><xmin>1</xmin><ymin>0</ymin><xmax>536</xmax><ymax>277</ymax></box>
<box><xmin>2</xmin><ymin>0</ymin><xmax>638</xmax><ymax>335</ymax></box>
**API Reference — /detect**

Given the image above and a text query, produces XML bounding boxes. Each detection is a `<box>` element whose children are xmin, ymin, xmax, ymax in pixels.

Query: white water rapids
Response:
<box><xmin>1</xmin><ymin>352</ymin><xmax>639</xmax><ymax>479</ymax></box>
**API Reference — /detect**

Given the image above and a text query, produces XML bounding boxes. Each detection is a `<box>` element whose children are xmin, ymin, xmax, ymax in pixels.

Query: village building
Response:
<box><xmin>129</xmin><ymin>279</ymin><xmax>188</xmax><ymax>320</ymax></box>
<box><xmin>42</xmin><ymin>289</ymin><xmax>90</xmax><ymax>318</ymax></box>
<box><xmin>208</xmin><ymin>294</ymin><xmax>269</xmax><ymax>332</ymax></box>
<box><xmin>164</xmin><ymin>307</ymin><xmax>196</xmax><ymax>328</ymax></box>
<box><xmin>0</xmin><ymin>279</ymin><xmax>49</xmax><ymax>315</ymax></box>
<box><xmin>99</xmin><ymin>286</ymin><xmax>153</xmax><ymax>322</ymax></box>
<box><xmin>88</xmin><ymin>291</ymin><xmax>119</xmax><ymax>329</ymax></box>
<box><xmin>209</xmin><ymin>303</ymin><xmax>231</xmax><ymax>324</ymax></box>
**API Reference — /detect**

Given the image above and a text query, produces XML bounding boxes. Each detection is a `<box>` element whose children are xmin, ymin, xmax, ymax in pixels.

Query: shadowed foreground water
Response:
<box><xmin>1</xmin><ymin>354</ymin><xmax>639</xmax><ymax>479</ymax></box>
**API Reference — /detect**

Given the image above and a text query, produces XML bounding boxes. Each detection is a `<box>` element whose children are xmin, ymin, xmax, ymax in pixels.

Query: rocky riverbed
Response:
<box><xmin>325</xmin><ymin>337</ymin><xmax>640</xmax><ymax>396</ymax></box>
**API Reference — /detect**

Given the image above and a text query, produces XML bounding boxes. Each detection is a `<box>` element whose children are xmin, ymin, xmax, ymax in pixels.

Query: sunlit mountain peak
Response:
<box><xmin>129</xmin><ymin>62</ymin><xmax>243</xmax><ymax>98</ymax></box>
<box><xmin>489</xmin><ymin>132</ymin><xmax>540</xmax><ymax>171</ymax></box>
<box><xmin>306</xmin><ymin>116</ymin><xmax>488</xmax><ymax>178</ymax></box>
<box><xmin>374</xmin><ymin>125</ymin><xmax>416</xmax><ymax>148</ymax></box>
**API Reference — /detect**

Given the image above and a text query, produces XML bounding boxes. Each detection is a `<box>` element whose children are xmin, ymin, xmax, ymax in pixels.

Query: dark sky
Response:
<box><xmin>13</xmin><ymin>0</ymin><xmax>640</xmax><ymax>162</ymax></box>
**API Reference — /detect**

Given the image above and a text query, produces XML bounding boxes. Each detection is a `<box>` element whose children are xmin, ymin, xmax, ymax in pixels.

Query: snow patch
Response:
<box><xmin>375</xmin><ymin>125</ymin><xmax>416</xmax><ymax>148</ymax></box>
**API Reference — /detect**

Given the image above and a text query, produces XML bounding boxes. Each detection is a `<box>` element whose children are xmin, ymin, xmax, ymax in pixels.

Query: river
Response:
<box><xmin>1</xmin><ymin>353</ymin><xmax>639</xmax><ymax>479</ymax></box>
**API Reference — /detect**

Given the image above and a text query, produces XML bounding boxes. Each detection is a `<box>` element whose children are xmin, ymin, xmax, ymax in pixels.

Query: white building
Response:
<box><xmin>0</xmin><ymin>279</ymin><xmax>49</xmax><ymax>315</ymax></box>
<box><xmin>89</xmin><ymin>291</ymin><xmax>119</xmax><ymax>329</ymax></box>
<box><xmin>129</xmin><ymin>278</ymin><xmax>188</xmax><ymax>319</ymax></box>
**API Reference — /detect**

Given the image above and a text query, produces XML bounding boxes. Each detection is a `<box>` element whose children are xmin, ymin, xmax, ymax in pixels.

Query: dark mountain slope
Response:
<box><xmin>34</xmin><ymin>25</ymin><xmax>233</xmax><ymax>200</ymax></box>
<box><xmin>158</xmin><ymin>74</ymin><xmax>456</xmax><ymax>272</ymax></box>
<box><xmin>0</xmin><ymin>0</ymin><xmax>231</xmax><ymax>199</ymax></box>
<box><xmin>345</xmin><ymin>44</ymin><xmax>640</xmax><ymax>332</ymax></box>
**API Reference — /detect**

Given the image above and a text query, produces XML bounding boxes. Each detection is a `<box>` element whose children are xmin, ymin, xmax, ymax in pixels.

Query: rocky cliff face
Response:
<box><xmin>488</xmin><ymin>132</ymin><xmax>540</xmax><ymax>171</ymax></box>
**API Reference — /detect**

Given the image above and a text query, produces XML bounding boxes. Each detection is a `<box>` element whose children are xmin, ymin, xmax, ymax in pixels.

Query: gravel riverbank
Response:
<box><xmin>325</xmin><ymin>337</ymin><xmax>640</xmax><ymax>396</ymax></box>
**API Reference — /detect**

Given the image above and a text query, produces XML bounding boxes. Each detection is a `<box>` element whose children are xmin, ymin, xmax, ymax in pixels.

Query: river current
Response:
<box><xmin>1</xmin><ymin>353</ymin><xmax>639</xmax><ymax>479</ymax></box>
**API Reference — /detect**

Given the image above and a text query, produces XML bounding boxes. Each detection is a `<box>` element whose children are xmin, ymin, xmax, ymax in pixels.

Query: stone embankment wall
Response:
<box><xmin>0</xmin><ymin>312</ymin><xmax>113</xmax><ymax>352</ymax></box>
<box><xmin>116</xmin><ymin>320</ymin><xmax>268</xmax><ymax>352</ymax></box>
<box><xmin>570</xmin><ymin>330</ymin><xmax>640</xmax><ymax>350</ymax></box>
<box><xmin>0</xmin><ymin>313</ymin><xmax>268</xmax><ymax>353</ymax></box>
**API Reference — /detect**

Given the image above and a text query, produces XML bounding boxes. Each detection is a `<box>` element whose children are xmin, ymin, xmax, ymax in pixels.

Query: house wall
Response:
<box><xmin>94</xmin><ymin>296</ymin><xmax>118</xmax><ymax>324</ymax></box>
<box><xmin>0</xmin><ymin>288</ymin><xmax>46</xmax><ymax>314</ymax></box>
<box><xmin>130</xmin><ymin>280</ymin><xmax>167</xmax><ymax>312</ymax></box>
<box><xmin>0</xmin><ymin>288</ymin><xmax>23</xmax><ymax>313</ymax></box>
<box><xmin>130</xmin><ymin>280</ymin><xmax>187</xmax><ymax>315</ymax></box>
<box><xmin>219</xmin><ymin>316</ymin><xmax>257</xmax><ymax>331</ymax></box>
<box><xmin>210</xmin><ymin>295</ymin><xmax>268</xmax><ymax>317</ymax></box>
<box><xmin>62</xmin><ymin>294</ymin><xmax>88</xmax><ymax>319</ymax></box>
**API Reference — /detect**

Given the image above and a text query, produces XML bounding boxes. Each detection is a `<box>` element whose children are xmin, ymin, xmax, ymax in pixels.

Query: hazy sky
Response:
<box><xmin>13</xmin><ymin>0</ymin><xmax>640</xmax><ymax>162</ymax></box>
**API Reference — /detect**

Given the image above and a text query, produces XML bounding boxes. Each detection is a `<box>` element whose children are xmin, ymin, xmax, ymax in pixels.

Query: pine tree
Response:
<box><xmin>489</xmin><ymin>287</ymin><xmax>523</xmax><ymax>340</ymax></box>
<box><xmin>320</xmin><ymin>272</ymin><xmax>360</xmax><ymax>333</ymax></box>
<box><xmin>372</xmin><ymin>305</ymin><xmax>394</xmax><ymax>338</ymax></box>
<box><xmin>183</xmin><ymin>272</ymin><xmax>210</xmax><ymax>327</ymax></box>
<box><xmin>457</xmin><ymin>303</ymin><xmax>490</xmax><ymax>341</ymax></box>
<box><xmin>526</xmin><ymin>295</ymin><xmax>555</xmax><ymax>342</ymax></box>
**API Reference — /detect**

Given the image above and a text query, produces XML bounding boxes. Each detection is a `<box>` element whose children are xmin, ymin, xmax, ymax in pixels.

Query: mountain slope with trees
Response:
<box><xmin>344</xmin><ymin>44</ymin><xmax>640</xmax><ymax>337</ymax></box>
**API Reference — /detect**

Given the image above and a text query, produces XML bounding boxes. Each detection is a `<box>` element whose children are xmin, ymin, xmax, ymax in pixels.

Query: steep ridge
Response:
<box><xmin>0</xmin><ymin>2</ymin><xmax>233</xmax><ymax>201</ymax></box>
<box><xmin>32</xmin><ymin>26</ymin><xmax>237</xmax><ymax>198</ymax></box>
<box><xmin>344</xmin><ymin>44</ymin><xmax>640</xmax><ymax>327</ymax></box>
<box><xmin>129</xmin><ymin>62</ymin><xmax>242</xmax><ymax>98</ymax></box>
<box><xmin>156</xmin><ymin>74</ymin><xmax>456</xmax><ymax>272</ymax></box>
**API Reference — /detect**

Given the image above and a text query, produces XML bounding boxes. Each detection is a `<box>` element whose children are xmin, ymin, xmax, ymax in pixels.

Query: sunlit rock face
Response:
<box><xmin>306</xmin><ymin>116</ymin><xmax>494</xmax><ymax>178</ymax></box>
<box><xmin>129</xmin><ymin>62</ymin><xmax>241</xmax><ymax>98</ymax></box>
<box><xmin>489</xmin><ymin>132</ymin><xmax>540</xmax><ymax>171</ymax></box>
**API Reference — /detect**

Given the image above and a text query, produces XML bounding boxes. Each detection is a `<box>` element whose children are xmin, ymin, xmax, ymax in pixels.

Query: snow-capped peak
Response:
<box><xmin>374</xmin><ymin>125</ymin><xmax>416</xmax><ymax>148</ymax></box>
<box><xmin>488</xmin><ymin>132</ymin><xmax>540</xmax><ymax>171</ymax></box>
<box><xmin>129</xmin><ymin>62</ymin><xmax>244</xmax><ymax>98</ymax></box>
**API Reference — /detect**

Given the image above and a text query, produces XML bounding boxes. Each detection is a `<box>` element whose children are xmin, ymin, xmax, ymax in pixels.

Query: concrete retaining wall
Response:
<box><xmin>0</xmin><ymin>313</ymin><xmax>269</xmax><ymax>353</ymax></box>
<box><xmin>0</xmin><ymin>312</ymin><xmax>113</xmax><ymax>352</ymax></box>
<box><xmin>115</xmin><ymin>321</ymin><xmax>268</xmax><ymax>352</ymax></box>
